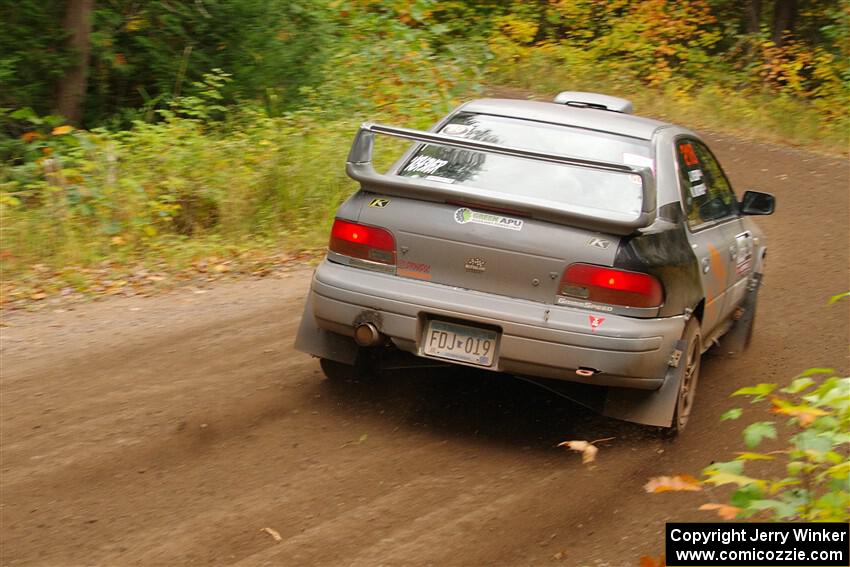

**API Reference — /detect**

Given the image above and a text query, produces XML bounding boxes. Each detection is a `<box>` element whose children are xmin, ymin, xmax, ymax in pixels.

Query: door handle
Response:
<box><xmin>701</xmin><ymin>257</ymin><xmax>711</xmax><ymax>273</ymax></box>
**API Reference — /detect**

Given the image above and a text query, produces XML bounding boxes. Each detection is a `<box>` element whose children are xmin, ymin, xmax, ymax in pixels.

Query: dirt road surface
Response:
<box><xmin>2</xmin><ymin>134</ymin><xmax>848</xmax><ymax>567</ymax></box>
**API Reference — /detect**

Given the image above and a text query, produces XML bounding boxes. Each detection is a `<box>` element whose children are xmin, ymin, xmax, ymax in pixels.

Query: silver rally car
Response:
<box><xmin>295</xmin><ymin>92</ymin><xmax>775</xmax><ymax>433</ymax></box>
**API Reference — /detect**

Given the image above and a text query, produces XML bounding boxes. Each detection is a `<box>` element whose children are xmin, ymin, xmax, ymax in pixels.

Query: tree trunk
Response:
<box><xmin>746</xmin><ymin>0</ymin><xmax>762</xmax><ymax>34</ymax></box>
<box><xmin>55</xmin><ymin>0</ymin><xmax>94</xmax><ymax>124</ymax></box>
<box><xmin>771</xmin><ymin>0</ymin><xmax>797</xmax><ymax>46</ymax></box>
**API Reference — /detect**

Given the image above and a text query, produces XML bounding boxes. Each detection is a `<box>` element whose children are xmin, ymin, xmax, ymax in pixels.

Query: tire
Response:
<box><xmin>669</xmin><ymin>318</ymin><xmax>702</xmax><ymax>435</ymax></box>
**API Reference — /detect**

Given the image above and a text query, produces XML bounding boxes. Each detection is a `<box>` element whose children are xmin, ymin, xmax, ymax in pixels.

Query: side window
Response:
<box><xmin>676</xmin><ymin>139</ymin><xmax>737</xmax><ymax>228</ymax></box>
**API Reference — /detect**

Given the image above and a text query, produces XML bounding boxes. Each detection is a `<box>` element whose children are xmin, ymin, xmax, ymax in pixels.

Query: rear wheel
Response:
<box><xmin>669</xmin><ymin>318</ymin><xmax>702</xmax><ymax>435</ymax></box>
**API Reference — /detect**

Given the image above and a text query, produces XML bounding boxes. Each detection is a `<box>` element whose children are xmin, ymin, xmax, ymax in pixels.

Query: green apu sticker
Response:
<box><xmin>453</xmin><ymin>207</ymin><xmax>523</xmax><ymax>231</ymax></box>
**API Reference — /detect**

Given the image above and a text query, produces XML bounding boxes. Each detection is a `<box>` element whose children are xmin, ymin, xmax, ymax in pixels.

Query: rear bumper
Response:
<box><xmin>306</xmin><ymin>260</ymin><xmax>685</xmax><ymax>389</ymax></box>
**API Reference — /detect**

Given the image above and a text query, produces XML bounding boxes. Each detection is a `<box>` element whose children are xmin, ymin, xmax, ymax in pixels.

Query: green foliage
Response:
<box><xmin>677</xmin><ymin>367</ymin><xmax>849</xmax><ymax>522</ymax></box>
<box><xmin>732</xmin><ymin>383</ymin><xmax>777</xmax><ymax>402</ymax></box>
<box><xmin>741</xmin><ymin>421</ymin><xmax>778</xmax><ymax>449</ymax></box>
<box><xmin>85</xmin><ymin>0</ymin><xmax>335</xmax><ymax>125</ymax></box>
<box><xmin>829</xmin><ymin>292</ymin><xmax>850</xmax><ymax>305</ymax></box>
<box><xmin>0</xmin><ymin>1</ymin><xmax>70</xmax><ymax>115</ymax></box>
<box><xmin>713</xmin><ymin>370</ymin><xmax>849</xmax><ymax>521</ymax></box>
<box><xmin>0</xmin><ymin>0</ymin><xmax>334</xmax><ymax>127</ymax></box>
<box><xmin>481</xmin><ymin>0</ymin><xmax>849</xmax><ymax>149</ymax></box>
<box><xmin>0</xmin><ymin>27</ymin><xmax>475</xmax><ymax>301</ymax></box>
<box><xmin>720</xmin><ymin>408</ymin><xmax>743</xmax><ymax>421</ymax></box>
<box><xmin>1</xmin><ymin>107</ymin><xmax>353</xmax><ymax>276</ymax></box>
<box><xmin>3</xmin><ymin>0</ymin><xmax>847</xmax><ymax>133</ymax></box>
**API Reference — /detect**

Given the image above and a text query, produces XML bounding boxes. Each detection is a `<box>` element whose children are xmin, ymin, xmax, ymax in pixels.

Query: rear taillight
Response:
<box><xmin>559</xmin><ymin>263</ymin><xmax>663</xmax><ymax>308</ymax></box>
<box><xmin>329</xmin><ymin>219</ymin><xmax>396</xmax><ymax>265</ymax></box>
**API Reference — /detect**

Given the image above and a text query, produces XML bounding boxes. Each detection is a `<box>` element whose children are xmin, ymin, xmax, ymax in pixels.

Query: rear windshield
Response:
<box><xmin>397</xmin><ymin>113</ymin><xmax>653</xmax><ymax>219</ymax></box>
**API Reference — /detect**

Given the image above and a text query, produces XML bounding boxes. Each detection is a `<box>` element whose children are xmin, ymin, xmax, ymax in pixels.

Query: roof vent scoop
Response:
<box><xmin>553</xmin><ymin>91</ymin><xmax>634</xmax><ymax>114</ymax></box>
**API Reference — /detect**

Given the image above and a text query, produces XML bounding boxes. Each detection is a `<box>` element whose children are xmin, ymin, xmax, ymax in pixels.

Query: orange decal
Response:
<box><xmin>397</xmin><ymin>269</ymin><xmax>431</xmax><ymax>280</ymax></box>
<box><xmin>679</xmin><ymin>143</ymin><xmax>699</xmax><ymax>167</ymax></box>
<box><xmin>707</xmin><ymin>244</ymin><xmax>727</xmax><ymax>283</ymax></box>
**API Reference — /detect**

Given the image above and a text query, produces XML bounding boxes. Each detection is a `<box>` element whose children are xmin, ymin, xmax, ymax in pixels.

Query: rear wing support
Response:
<box><xmin>346</xmin><ymin>122</ymin><xmax>656</xmax><ymax>236</ymax></box>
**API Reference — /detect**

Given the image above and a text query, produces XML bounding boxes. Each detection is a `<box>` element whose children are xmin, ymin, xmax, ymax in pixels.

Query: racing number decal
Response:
<box><xmin>679</xmin><ymin>143</ymin><xmax>699</xmax><ymax>167</ymax></box>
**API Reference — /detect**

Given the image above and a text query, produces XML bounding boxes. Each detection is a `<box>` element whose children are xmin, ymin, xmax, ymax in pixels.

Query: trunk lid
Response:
<box><xmin>357</xmin><ymin>194</ymin><xmax>620</xmax><ymax>304</ymax></box>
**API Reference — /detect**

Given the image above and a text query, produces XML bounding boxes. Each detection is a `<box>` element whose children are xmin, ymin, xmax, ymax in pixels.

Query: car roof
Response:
<box><xmin>458</xmin><ymin>98</ymin><xmax>672</xmax><ymax>141</ymax></box>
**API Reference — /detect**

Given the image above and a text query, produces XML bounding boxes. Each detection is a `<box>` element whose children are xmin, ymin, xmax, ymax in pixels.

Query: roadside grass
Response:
<box><xmin>0</xmin><ymin>112</ymin><xmax>354</xmax><ymax>307</ymax></box>
<box><xmin>0</xmin><ymin>107</ymin><xmax>437</xmax><ymax>309</ymax></box>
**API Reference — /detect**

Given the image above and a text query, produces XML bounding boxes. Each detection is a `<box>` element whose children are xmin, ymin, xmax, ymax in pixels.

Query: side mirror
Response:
<box><xmin>740</xmin><ymin>190</ymin><xmax>775</xmax><ymax>215</ymax></box>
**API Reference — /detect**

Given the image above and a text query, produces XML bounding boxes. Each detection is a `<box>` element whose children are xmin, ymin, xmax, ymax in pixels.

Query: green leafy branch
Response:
<box><xmin>647</xmin><ymin>367</ymin><xmax>849</xmax><ymax>521</ymax></box>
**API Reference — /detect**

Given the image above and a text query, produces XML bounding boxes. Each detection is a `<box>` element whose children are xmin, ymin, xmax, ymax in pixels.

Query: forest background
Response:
<box><xmin>1</xmin><ymin>0</ymin><xmax>847</xmax><ymax>303</ymax></box>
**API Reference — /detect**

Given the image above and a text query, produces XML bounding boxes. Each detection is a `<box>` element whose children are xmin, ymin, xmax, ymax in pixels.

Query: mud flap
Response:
<box><xmin>718</xmin><ymin>272</ymin><xmax>761</xmax><ymax>357</ymax></box>
<box><xmin>293</xmin><ymin>293</ymin><xmax>358</xmax><ymax>365</ymax></box>
<box><xmin>602</xmin><ymin>338</ymin><xmax>688</xmax><ymax>428</ymax></box>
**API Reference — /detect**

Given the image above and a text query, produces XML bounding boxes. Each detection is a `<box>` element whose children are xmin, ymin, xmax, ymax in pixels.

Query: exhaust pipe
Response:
<box><xmin>354</xmin><ymin>323</ymin><xmax>382</xmax><ymax>347</ymax></box>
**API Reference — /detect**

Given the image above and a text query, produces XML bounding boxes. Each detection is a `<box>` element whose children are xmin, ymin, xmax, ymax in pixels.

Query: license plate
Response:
<box><xmin>422</xmin><ymin>320</ymin><xmax>498</xmax><ymax>367</ymax></box>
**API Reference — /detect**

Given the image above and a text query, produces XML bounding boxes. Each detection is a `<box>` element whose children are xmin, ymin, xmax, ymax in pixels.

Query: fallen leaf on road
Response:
<box><xmin>639</xmin><ymin>554</ymin><xmax>666</xmax><ymax>567</ymax></box>
<box><xmin>261</xmin><ymin>527</ymin><xmax>282</xmax><ymax>542</ymax></box>
<box><xmin>644</xmin><ymin>474</ymin><xmax>702</xmax><ymax>493</ymax></box>
<box><xmin>699</xmin><ymin>503</ymin><xmax>742</xmax><ymax>520</ymax></box>
<box><xmin>558</xmin><ymin>440</ymin><xmax>598</xmax><ymax>464</ymax></box>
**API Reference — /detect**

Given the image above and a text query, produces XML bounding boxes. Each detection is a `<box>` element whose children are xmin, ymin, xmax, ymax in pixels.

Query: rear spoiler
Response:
<box><xmin>346</xmin><ymin>122</ymin><xmax>656</xmax><ymax>235</ymax></box>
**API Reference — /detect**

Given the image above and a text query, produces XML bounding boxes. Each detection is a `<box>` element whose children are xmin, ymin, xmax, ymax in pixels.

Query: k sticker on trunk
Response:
<box><xmin>368</xmin><ymin>198</ymin><xmax>390</xmax><ymax>208</ymax></box>
<box><xmin>587</xmin><ymin>237</ymin><xmax>612</xmax><ymax>249</ymax></box>
<box><xmin>454</xmin><ymin>208</ymin><xmax>523</xmax><ymax>231</ymax></box>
